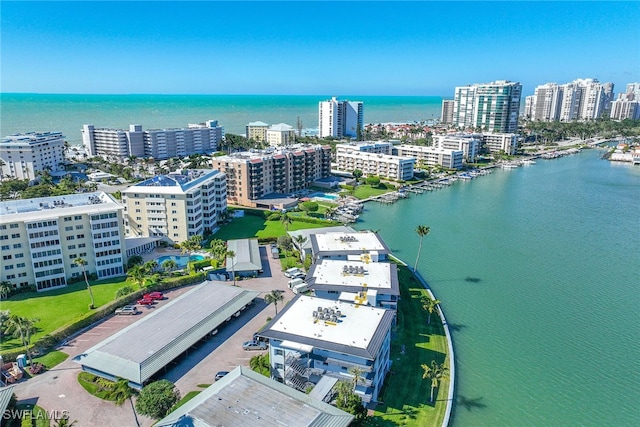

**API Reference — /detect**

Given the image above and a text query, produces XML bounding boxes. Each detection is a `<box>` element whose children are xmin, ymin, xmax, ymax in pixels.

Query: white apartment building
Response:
<box><xmin>481</xmin><ymin>133</ymin><xmax>518</xmax><ymax>155</ymax></box>
<box><xmin>527</xmin><ymin>79</ymin><xmax>615</xmax><ymax>122</ymax></box>
<box><xmin>335</xmin><ymin>147</ymin><xmax>415</xmax><ymax>181</ymax></box>
<box><xmin>1</xmin><ymin>132</ymin><xmax>65</xmax><ymax>180</ymax></box>
<box><xmin>0</xmin><ymin>192</ymin><xmax>126</xmax><ymax>292</ymax></box>
<box><xmin>246</xmin><ymin>121</ymin><xmax>269</xmax><ymax>142</ymax></box>
<box><xmin>440</xmin><ymin>99</ymin><xmax>455</xmax><ymax>124</ymax></box>
<box><xmin>122</xmin><ymin>169</ymin><xmax>227</xmax><ymax>244</ymax></box>
<box><xmin>83</xmin><ymin>120</ymin><xmax>223</xmax><ymax>160</ymax></box>
<box><xmin>433</xmin><ymin>133</ymin><xmax>480</xmax><ymax>161</ymax></box>
<box><xmin>266</xmin><ymin>123</ymin><xmax>296</xmax><ymax>147</ymax></box>
<box><xmin>258</xmin><ymin>295</ymin><xmax>395</xmax><ymax>404</ymax></box>
<box><xmin>610</xmin><ymin>93</ymin><xmax>640</xmax><ymax>120</ymax></box>
<box><xmin>394</xmin><ymin>145</ymin><xmax>464</xmax><ymax>170</ymax></box>
<box><xmin>318</xmin><ymin>97</ymin><xmax>364</xmax><ymax>139</ymax></box>
<box><xmin>336</xmin><ymin>141</ymin><xmax>394</xmax><ymax>155</ymax></box>
<box><xmin>453</xmin><ymin>80</ymin><xmax>522</xmax><ymax>133</ymax></box>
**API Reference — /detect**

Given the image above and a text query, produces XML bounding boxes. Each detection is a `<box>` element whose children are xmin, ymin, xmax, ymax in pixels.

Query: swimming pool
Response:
<box><xmin>155</xmin><ymin>254</ymin><xmax>205</xmax><ymax>268</ymax></box>
<box><xmin>310</xmin><ymin>192</ymin><xmax>339</xmax><ymax>201</ymax></box>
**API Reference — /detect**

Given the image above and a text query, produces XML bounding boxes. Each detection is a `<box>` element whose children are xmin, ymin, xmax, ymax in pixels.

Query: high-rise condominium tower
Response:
<box><xmin>453</xmin><ymin>80</ymin><xmax>522</xmax><ymax>133</ymax></box>
<box><xmin>318</xmin><ymin>97</ymin><xmax>363</xmax><ymax>139</ymax></box>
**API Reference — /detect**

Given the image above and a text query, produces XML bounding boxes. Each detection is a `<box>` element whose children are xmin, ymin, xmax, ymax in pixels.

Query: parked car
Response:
<box><xmin>284</xmin><ymin>267</ymin><xmax>303</xmax><ymax>278</ymax></box>
<box><xmin>144</xmin><ymin>291</ymin><xmax>165</xmax><ymax>300</ymax></box>
<box><xmin>291</xmin><ymin>271</ymin><xmax>306</xmax><ymax>280</ymax></box>
<box><xmin>242</xmin><ymin>340</ymin><xmax>268</xmax><ymax>351</ymax></box>
<box><xmin>137</xmin><ymin>298</ymin><xmax>155</xmax><ymax>306</ymax></box>
<box><xmin>214</xmin><ymin>371</ymin><xmax>229</xmax><ymax>381</ymax></box>
<box><xmin>114</xmin><ymin>305</ymin><xmax>140</xmax><ymax>315</ymax></box>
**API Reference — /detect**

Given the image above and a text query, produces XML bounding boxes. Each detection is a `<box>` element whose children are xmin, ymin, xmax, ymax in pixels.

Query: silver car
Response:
<box><xmin>115</xmin><ymin>305</ymin><xmax>139</xmax><ymax>315</ymax></box>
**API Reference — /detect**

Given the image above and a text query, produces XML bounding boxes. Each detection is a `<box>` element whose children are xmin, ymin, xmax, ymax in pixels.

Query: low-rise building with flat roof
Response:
<box><xmin>78</xmin><ymin>282</ymin><xmax>259</xmax><ymax>389</ymax></box>
<box><xmin>226</xmin><ymin>238</ymin><xmax>262</xmax><ymax>277</ymax></box>
<box><xmin>156</xmin><ymin>366</ymin><xmax>354</xmax><ymax>427</ymax></box>
<box><xmin>306</xmin><ymin>259</ymin><xmax>399</xmax><ymax>309</ymax></box>
<box><xmin>258</xmin><ymin>295</ymin><xmax>395</xmax><ymax>404</ymax></box>
<box><xmin>288</xmin><ymin>226</ymin><xmax>355</xmax><ymax>260</ymax></box>
<box><xmin>310</xmin><ymin>231</ymin><xmax>390</xmax><ymax>262</ymax></box>
<box><xmin>0</xmin><ymin>192</ymin><xmax>125</xmax><ymax>291</ymax></box>
<box><xmin>394</xmin><ymin>145</ymin><xmax>464</xmax><ymax>169</ymax></box>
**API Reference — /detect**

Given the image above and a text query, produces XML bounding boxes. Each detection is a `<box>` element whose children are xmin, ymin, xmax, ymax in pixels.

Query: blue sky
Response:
<box><xmin>1</xmin><ymin>1</ymin><xmax>639</xmax><ymax>97</ymax></box>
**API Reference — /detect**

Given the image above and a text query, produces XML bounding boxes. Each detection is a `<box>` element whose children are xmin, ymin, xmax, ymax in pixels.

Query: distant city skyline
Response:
<box><xmin>1</xmin><ymin>1</ymin><xmax>639</xmax><ymax>97</ymax></box>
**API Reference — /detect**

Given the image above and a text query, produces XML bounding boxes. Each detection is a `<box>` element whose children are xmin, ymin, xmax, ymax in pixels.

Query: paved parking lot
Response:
<box><xmin>11</xmin><ymin>247</ymin><xmax>294</xmax><ymax>427</ymax></box>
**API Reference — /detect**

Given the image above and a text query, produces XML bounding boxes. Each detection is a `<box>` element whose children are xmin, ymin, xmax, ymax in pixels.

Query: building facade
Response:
<box><xmin>481</xmin><ymin>133</ymin><xmax>519</xmax><ymax>155</ymax></box>
<box><xmin>393</xmin><ymin>145</ymin><xmax>464</xmax><ymax>169</ymax></box>
<box><xmin>610</xmin><ymin>88</ymin><xmax>640</xmax><ymax>120</ymax></box>
<box><xmin>246</xmin><ymin>121</ymin><xmax>269</xmax><ymax>142</ymax></box>
<box><xmin>83</xmin><ymin>120</ymin><xmax>223</xmax><ymax>160</ymax></box>
<box><xmin>318</xmin><ymin>97</ymin><xmax>364</xmax><ymax>139</ymax></box>
<box><xmin>433</xmin><ymin>133</ymin><xmax>480</xmax><ymax>161</ymax></box>
<box><xmin>1</xmin><ymin>132</ymin><xmax>66</xmax><ymax>180</ymax></box>
<box><xmin>259</xmin><ymin>295</ymin><xmax>395</xmax><ymax>404</ymax></box>
<box><xmin>527</xmin><ymin>79</ymin><xmax>615</xmax><ymax>121</ymax></box>
<box><xmin>453</xmin><ymin>80</ymin><xmax>522</xmax><ymax>133</ymax></box>
<box><xmin>266</xmin><ymin>123</ymin><xmax>296</xmax><ymax>147</ymax></box>
<box><xmin>122</xmin><ymin>169</ymin><xmax>227</xmax><ymax>244</ymax></box>
<box><xmin>0</xmin><ymin>192</ymin><xmax>126</xmax><ymax>292</ymax></box>
<box><xmin>335</xmin><ymin>149</ymin><xmax>415</xmax><ymax>180</ymax></box>
<box><xmin>211</xmin><ymin>145</ymin><xmax>331</xmax><ymax>207</ymax></box>
<box><xmin>440</xmin><ymin>99</ymin><xmax>454</xmax><ymax>124</ymax></box>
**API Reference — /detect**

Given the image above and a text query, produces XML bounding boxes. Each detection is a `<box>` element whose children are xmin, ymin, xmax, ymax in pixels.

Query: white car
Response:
<box><xmin>284</xmin><ymin>267</ymin><xmax>303</xmax><ymax>278</ymax></box>
<box><xmin>114</xmin><ymin>305</ymin><xmax>139</xmax><ymax>315</ymax></box>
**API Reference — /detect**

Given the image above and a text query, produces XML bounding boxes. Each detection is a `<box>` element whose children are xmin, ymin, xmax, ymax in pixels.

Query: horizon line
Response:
<box><xmin>1</xmin><ymin>92</ymin><xmax>449</xmax><ymax>98</ymax></box>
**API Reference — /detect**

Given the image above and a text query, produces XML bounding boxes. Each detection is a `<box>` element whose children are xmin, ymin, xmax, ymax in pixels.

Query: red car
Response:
<box><xmin>144</xmin><ymin>292</ymin><xmax>165</xmax><ymax>300</ymax></box>
<box><xmin>137</xmin><ymin>298</ymin><xmax>155</xmax><ymax>306</ymax></box>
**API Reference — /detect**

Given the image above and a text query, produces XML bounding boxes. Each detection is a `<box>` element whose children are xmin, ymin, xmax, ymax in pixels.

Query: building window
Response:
<box><xmin>13</xmin><ymin>243</ymin><xmax>22</xmax><ymax>249</ymax></box>
<box><xmin>1</xmin><ymin>245</ymin><xmax>9</xmax><ymax>251</ymax></box>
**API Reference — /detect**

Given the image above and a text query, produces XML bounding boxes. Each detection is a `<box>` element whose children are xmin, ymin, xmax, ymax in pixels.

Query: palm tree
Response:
<box><xmin>127</xmin><ymin>264</ymin><xmax>146</xmax><ymax>289</ymax></box>
<box><xmin>414</xmin><ymin>225</ymin><xmax>431</xmax><ymax>272</ymax></box>
<box><xmin>422</xmin><ymin>295</ymin><xmax>441</xmax><ymax>325</ymax></box>
<box><xmin>4</xmin><ymin>315</ymin><xmax>39</xmax><ymax>367</ymax></box>
<box><xmin>334</xmin><ymin>380</ymin><xmax>353</xmax><ymax>407</ymax></box>
<box><xmin>0</xmin><ymin>281</ymin><xmax>12</xmax><ymax>300</ymax></box>
<box><xmin>109</xmin><ymin>378</ymin><xmax>139</xmax><ymax>426</ymax></box>
<box><xmin>349</xmin><ymin>366</ymin><xmax>365</xmax><ymax>391</ymax></box>
<box><xmin>280</xmin><ymin>213</ymin><xmax>292</xmax><ymax>231</ymax></box>
<box><xmin>143</xmin><ymin>260</ymin><xmax>158</xmax><ymax>274</ymax></box>
<box><xmin>421</xmin><ymin>360</ymin><xmax>449</xmax><ymax>403</ymax></box>
<box><xmin>264</xmin><ymin>290</ymin><xmax>284</xmax><ymax>315</ymax></box>
<box><xmin>74</xmin><ymin>258</ymin><xmax>95</xmax><ymax>309</ymax></box>
<box><xmin>225</xmin><ymin>250</ymin><xmax>236</xmax><ymax>285</ymax></box>
<box><xmin>52</xmin><ymin>417</ymin><xmax>78</xmax><ymax>427</ymax></box>
<box><xmin>162</xmin><ymin>259</ymin><xmax>177</xmax><ymax>274</ymax></box>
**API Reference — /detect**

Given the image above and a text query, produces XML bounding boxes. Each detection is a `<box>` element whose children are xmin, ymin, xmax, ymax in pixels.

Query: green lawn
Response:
<box><xmin>2</xmin><ymin>276</ymin><xmax>129</xmax><ymax>351</ymax></box>
<box><xmin>213</xmin><ymin>214</ymin><xmax>335</xmax><ymax>241</ymax></box>
<box><xmin>353</xmin><ymin>183</ymin><xmax>397</xmax><ymax>199</ymax></box>
<box><xmin>33</xmin><ymin>350</ymin><xmax>69</xmax><ymax>369</ymax></box>
<box><xmin>171</xmin><ymin>390</ymin><xmax>202</xmax><ymax>411</ymax></box>
<box><xmin>371</xmin><ymin>265</ymin><xmax>451</xmax><ymax>427</ymax></box>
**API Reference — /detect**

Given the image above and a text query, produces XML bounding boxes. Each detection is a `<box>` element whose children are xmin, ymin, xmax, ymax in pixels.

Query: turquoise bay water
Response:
<box><xmin>355</xmin><ymin>151</ymin><xmax>640</xmax><ymax>426</ymax></box>
<box><xmin>0</xmin><ymin>93</ymin><xmax>442</xmax><ymax>145</ymax></box>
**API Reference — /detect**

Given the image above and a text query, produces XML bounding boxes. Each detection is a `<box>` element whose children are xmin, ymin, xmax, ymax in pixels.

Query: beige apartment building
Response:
<box><xmin>211</xmin><ymin>145</ymin><xmax>331</xmax><ymax>208</ymax></box>
<box><xmin>0</xmin><ymin>192</ymin><xmax>126</xmax><ymax>292</ymax></box>
<box><xmin>246</xmin><ymin>121</ymin><xmax>270</xmax><ymax>142</ymax></box>
<box><xmin>481</xmin><ymin>133</ymin><xmax>519</xmax><ymax>155</ymax></box>
<box><xmin>393</xmin><ymin>145</ymin><xmax>464</xmax><ymax>169</ymax></box>
<box><xmin>266</xmin><ymin>123</ymin><xmax>296</xmax><ymax>147</ymax></box>
<box><xmin>335</xmin><ymin>142</ymin><xmax>415</xmax><ymax>180</ymax></box>
<box><xmin>122</xmin><ymin>169</ymin><xmax>226</xmax><ymax>244</ymax></box>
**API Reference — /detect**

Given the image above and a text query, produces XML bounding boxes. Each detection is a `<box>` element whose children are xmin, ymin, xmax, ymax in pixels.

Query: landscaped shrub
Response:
<box><xmin>257</xmin><ymin>236</ymin><xmax>278</xmax><ymax>244</ymax></box>
<box><xmin>115</xmin><ymin>286</ymin><xmax>136</xmax><ymax>299</ymax></box>
<box><xmin>267</xmin><ymin>212</ymin><xmax>281</xmax><ymax>221</ymax></box>
<box><xmin>190</xmin><ymin>259</ymin><xmax>214</xmax><ymax>271</ymax></box>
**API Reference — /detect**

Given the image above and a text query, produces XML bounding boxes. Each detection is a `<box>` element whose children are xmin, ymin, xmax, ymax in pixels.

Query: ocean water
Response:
<box><xmin>0</xmin><ymin>93</ymin><xmax>443</xmax><ymax>145</ymax></box>
<box><xmin>355</xmin><ymin>151</ymin><xmax>640</xmax><ymax>426</ymax></box>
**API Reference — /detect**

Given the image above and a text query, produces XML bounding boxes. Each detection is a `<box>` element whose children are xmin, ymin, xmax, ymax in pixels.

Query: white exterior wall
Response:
<box><xmin>319</xmin><ymin>97</ymin><xmax>363</xmax><ymax>139</ymax></box>
<box><xmin>433</xmin><ymin>134</ymin><xmax>480</xmax><ymax>161</ymax></box>
<box><xmin>335</xmin><ymin>150</ymin><xmax>415</xmax><ymax>180</ymax></box>
<box><xmin>0</xmin><ymin>192</ymin><xmax>125</xmax><ymax>292</ymax></box>
<box><xmin>394</xmin><ymin>145</ymin><xmax>464</xmax><ymax>169</ymax></box>
<box><xmin>1</xmin><ymin>132</ymin><xmax>66</xmax><ymax>180</ymax></box>
<box><xmin>481</xmin><ymin>133</ymin><xmax>518</xmax><ymax>155</ymax></box>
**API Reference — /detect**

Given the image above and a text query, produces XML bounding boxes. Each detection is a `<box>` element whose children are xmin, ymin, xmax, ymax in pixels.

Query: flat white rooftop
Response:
<box><xmin>308</xmin><ymin>259</ymin><xmax>394</xmax><ymax>291</ymax></box>
<box><xmin>0</xmin><ymin>192</ymin><xmax>121</xmax><ymax>223</ymax></box>
<box><xmin>269</xmin><ymin>295</ymin><xmax>388</xmax><ymax>352</ymax></box>
<box><xmin>123</xmin><ymin>169</ymin><xmax>223</xmax><ymax>195</ymax></box>
<box><xmin>312</xmin><ymin>231</ymin><xmax>389</xmax><ymax>254</ymax></box>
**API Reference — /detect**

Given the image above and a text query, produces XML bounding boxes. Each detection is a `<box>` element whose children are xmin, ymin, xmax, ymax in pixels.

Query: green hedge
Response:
<box><xmin>258</xmin><ymin>236</ymin><xmax>278</xmax><ymax>244</ymax></box>
<box><xmin>0</xmin><ymin>272</ymin><xmax>206</xmax><ymax>361</ymax></box>
<box><xmin>190</xmin><ymin>258</ymin><xmax>214</xmax><ymax>270</ymax></box>
<box><xmin>291</xmin><ymin>216</ymin><xmax>338</xmax><ymax>225</ymax></box>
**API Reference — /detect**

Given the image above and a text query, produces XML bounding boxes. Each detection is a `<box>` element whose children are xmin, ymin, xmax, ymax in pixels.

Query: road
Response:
<box><xmin>10</xmin><ymin>247</ymin><xmax>292</xmax><ymax>427</ymax></box>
